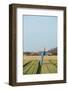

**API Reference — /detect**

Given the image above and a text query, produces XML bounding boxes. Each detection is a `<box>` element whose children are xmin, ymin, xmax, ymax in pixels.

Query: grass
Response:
<box><xmin>23</xmin><ymin>55</ymin><xmax>57</xmax><ymax>75</ymax></box>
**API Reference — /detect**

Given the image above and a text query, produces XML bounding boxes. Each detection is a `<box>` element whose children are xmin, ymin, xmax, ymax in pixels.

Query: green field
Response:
<box><xmin>23</xmin><ymin>56</ymin><xmax>57</xmax><ymax>75</ymax></box>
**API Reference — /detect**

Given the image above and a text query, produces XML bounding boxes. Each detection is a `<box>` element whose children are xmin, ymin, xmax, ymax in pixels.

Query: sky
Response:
<box><xmin>23</xmin><ymin>15</ymin><xmax>57</xmax><ymax>52</ymax></box>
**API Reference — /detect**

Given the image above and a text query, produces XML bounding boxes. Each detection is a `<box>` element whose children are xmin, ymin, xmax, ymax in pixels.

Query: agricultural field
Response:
<box><xmin>23</xmin><ymin>55</ymin><xmax>57</xmax><ymax>75</ymax></box>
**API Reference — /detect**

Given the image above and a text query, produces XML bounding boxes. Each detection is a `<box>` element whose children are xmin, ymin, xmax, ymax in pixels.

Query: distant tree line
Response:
<box><xmin>24</xmin><ymin>47</ymin><xmax>57</xmax><ymax>56</ymax></box>
<box><xmin>48</xmin><ymin>47</ymin><xmax>57</xmax><ymax>55</ymax></box>
<box><xmin>24</xmin><ymin>52</ymin><xmax>39</xmax><ymax>56</ymax></box>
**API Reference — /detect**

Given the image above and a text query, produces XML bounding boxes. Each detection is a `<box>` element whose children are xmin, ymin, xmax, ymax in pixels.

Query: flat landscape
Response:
<box><xmin>23</xmin><ymin>55</ymin><xmax>57</xmax><ymax>75</ymax></box>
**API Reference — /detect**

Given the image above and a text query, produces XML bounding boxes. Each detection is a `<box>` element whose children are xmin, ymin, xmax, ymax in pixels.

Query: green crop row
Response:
<box><xmin>23</xmin><ymin>59</ymin><xmax>57</xmax><ymax>75</ymax></box>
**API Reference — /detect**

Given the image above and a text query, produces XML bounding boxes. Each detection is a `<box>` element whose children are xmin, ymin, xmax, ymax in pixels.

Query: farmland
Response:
<box><xmin>23</xmin><ymin>55</ymin><xmax>57</xmax><ymax>75</ymax></box>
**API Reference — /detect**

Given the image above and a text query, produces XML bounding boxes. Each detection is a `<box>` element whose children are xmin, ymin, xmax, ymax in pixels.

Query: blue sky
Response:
<box><xmin>23</xmin><ymin>15</ymin><xmax>57</xmax><ymax>52</ymax></box>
